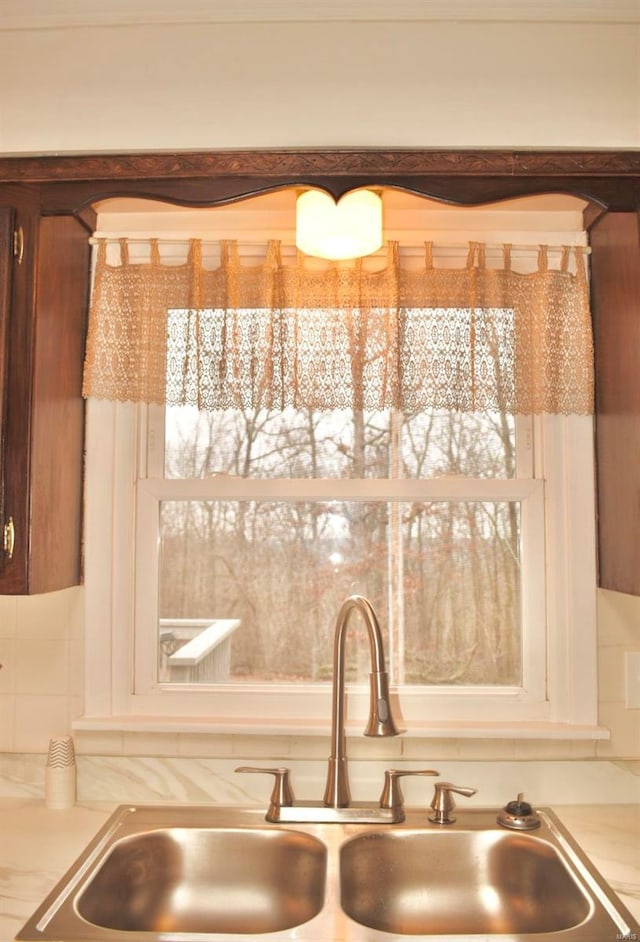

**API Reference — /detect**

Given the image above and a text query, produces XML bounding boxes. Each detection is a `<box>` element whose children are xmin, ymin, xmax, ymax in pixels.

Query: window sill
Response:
<box><xmin>72</xmin><ymin>715</ymin><xmax>610</xmax><ymax>741</ymax></box>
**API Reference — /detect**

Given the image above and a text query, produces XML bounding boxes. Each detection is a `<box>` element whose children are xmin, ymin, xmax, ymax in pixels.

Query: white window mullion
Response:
<box><xmin>133</xmin><ymin>482</ymin><xmax>162</xmax><ymax>697</ymax></box>
<box><xmin>515</xmin><ymin>414</ymin><xmax>535</xmax><ymax>478</ymax></box>
<box><xmin>137</xmin><ymin>476</ymin><xmax>540</xmax><ymax>502</ymax></box>
<box><xmin>543</xmin><ymin>415</ymin><xmax>598</xmax><ymax>726</ymax></box>
<box><xmin>84</xmin><ymin>400</ymin><xmax>140</xmax><ymax>718</ymax></box>
<box><xmin>519</xmin><ymin>481</ymin><xmax>547</xmax><ymax>704</ymax></box>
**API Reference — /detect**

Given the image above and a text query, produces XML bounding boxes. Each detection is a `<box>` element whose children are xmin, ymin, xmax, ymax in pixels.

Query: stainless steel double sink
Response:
<box><xmin>16</xmin><ymin>803</ymin><xmax>640</xmax><ymax>941</ymax></box>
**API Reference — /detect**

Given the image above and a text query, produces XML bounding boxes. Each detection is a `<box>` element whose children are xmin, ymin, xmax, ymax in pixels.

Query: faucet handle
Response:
<box><xmin>429</xmin><ymin>781</ymin><xmax>477</xmax><ymax>825</ymax></box>
<box><xmin>235</xmin><ymin>766</ymin><xmax>295</xmax><ymax>822</ymax></box>
<box><xmin>379</xmin><ymin>769</ymin><xmax>440</xmax><ymax>816</ymax></box>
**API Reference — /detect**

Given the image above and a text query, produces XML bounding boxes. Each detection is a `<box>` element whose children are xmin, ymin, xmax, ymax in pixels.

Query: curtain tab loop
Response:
<box><xmin>95</xmin><ymin>238</ymin><xmax>107</xmax><ymax>267</ymax></box>
<box><xmin>466</xmin><ymin>241</ymin><xmax>478</xmax><ymax>269</ymax></box>
<box><xmin>265</xmin><ymin>239</ymin><xmax>283</xmax><ymax>271</ymax></box>
<box><xmin>386</xmin><ymin>240</ymin><xmax>400</xmax><ymax>275</ymax></box>
<box><xmin>573</xmin><ymin>245</ymin><xmax>588</xmax><ymax>287</ymax></box>
<box><xmin>219</xmin><ymin>240</ymin><xmax>232</xmax><ymax>266</ymax></box>
<box><xmin>186</xmin><ymin>238</ymin><xmax>203</xmax><ymax>268</ymax></box>
<box><xmin>537</xmin><ymin>245</ymin><xmax>549</xmax><ymax>272</ymax></box>
<box><xmin>424</xmin><ymin>240</ymin><xmax>434</xmax><ymax>269</ymax></box>
<box><xmin>560</xmin><ymin>245</ymin><xmax>571</xmax><ymax>272</ymax></box>
<box><xmin>118</xmin><ymin>237</ymin><xmax>129</xmax><ymax>266</ymax></box>
<box><xmin>186</xmin><ymin>240</ymin><xmax>203</xmax><ymax>310</ymax></box>
<box><xmin>466</xmin><ymin>242</ymin><xmax>487</xmax><ymax>269</ymax></box>
<box><xmin>503</xmin><ymin>244</ymin><xmax>512</xmax><ymax>271</ymax></box>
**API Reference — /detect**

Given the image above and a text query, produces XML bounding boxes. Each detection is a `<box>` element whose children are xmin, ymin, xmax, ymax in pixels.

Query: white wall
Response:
<box><xmin>0</xmin><ymin>14</ymin><xmax>638</xmax><ymax>802</ymax></box>
<box><xmin>0</xmin><ymin>20</ymin><xmax>639</xmax><ymax>153</ymax></box>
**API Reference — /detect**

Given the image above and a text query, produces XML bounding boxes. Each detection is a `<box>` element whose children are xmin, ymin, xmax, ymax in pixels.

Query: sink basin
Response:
<box><xmin>77</xmin><ymin>825</ymin><xmax>326</xmax><ymax>934</ymax></box>
<box><xmin>340</xmin><ymin>828</ymin><xmax>592</xmax><ymax>935</ymax></box>
<box><xmin>16</xmin><ymin>804</ymin><xmax>639</xmax><ymax>941</ymax></box>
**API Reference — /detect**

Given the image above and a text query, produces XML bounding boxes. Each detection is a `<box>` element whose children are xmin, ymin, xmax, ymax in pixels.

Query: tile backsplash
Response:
<box><xmin>0</xmin><ymin>586</ymin><xmax>638</xmax><ymax>804</ymax></box>
<box><xmin>0</xmin><ymin>589</ymin><xmax>84</xmax><ymax>753</ymax></box>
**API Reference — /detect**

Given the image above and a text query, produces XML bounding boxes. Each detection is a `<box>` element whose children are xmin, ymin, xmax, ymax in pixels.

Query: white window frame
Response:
<box><xmin>79</xmin><ymin>397</ymin><xmax>604</xmax><ymax>739</ymax></box>
<box><xmin>76</xmin><ymin>199</ymin><xmax>606</xmax><ymax>740</ymax></box>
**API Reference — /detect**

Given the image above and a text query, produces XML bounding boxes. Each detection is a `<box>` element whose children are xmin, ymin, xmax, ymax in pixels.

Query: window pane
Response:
<box><xmin>164</xmin><ymin>408</ymin><xmax>516</xmax><ymax>480</ymax></box>
<box><xmin>157</xmin><ymin>499</ymin><xmax>520</xmax><ymax>687</ymax></box>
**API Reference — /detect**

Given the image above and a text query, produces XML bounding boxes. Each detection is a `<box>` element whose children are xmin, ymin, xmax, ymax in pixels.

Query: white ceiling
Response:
<box><xmin>2</xmin><ymin>0</ymin><xmax>639</xmax><ymax>29</ymax></box>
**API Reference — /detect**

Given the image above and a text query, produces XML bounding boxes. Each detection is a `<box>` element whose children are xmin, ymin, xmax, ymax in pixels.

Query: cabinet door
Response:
<box><xmin>0</xmin><ymin>187</ymin><xmax>41</xmax><ymax>593</ymax></box>
<box><xmin>29</xmin><ymin>215</ymin><xmax>90</xmax><ymax>591</ymax></box>
<box><xmin>0</xmin><ymin>198</ymin><xmax>90</xmax><ymax>594</ymax></box>
<box><xmin>590</xmin><ymin>211</ymin><xmax>640</xmax><ymax>596</ymax></box>
<box><xmin>0</xmin><ymin>208</ymin><xmax>14</xmax><ymax>577</ymax></box>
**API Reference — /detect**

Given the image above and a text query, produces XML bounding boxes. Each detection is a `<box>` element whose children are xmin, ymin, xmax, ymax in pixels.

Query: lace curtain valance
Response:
<box><xmin>82</xmin><ymin>239</ymin><xmax>594</xmax><ymax>415</ymax></box>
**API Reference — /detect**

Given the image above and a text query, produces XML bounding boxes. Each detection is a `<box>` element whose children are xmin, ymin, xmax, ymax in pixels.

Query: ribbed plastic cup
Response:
<box><xmin>45</xmin><ymin>736</ymin><xmax>76</xmax><ymax>809</ymax></box>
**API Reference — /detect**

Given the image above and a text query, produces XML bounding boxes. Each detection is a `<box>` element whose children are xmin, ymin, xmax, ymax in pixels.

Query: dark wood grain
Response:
<box><xmin>0</xmin><ymin>199</ymin><xmax>90</xmax><ymax>593</ymax></box>
<box><xmin>1</xmin><ymin>147</ymin><xmax>639</xmax><ymax>181</ymax></box>
<box><xmin>0</xmin><ymin>149</ymin><xmax>637</xmax><ymax>214</ymax></box>
<box><xmin>0</xmin><ymin>209</ymin><xmax>13</xmax><ymax>577</ymax></box>
<box><xmin>29</xmin><ymin>216</ymin><xmax>89</xmax><ymax>591</ymax></box>
<box><xmin>0</xmin><ymin>185</ymin><xmax>41</xmax><ymax>592</ymax></box>
<box><xmin>590</xmin><ymin>212</ymin><xmax>640</xmax><ymax>596</ymax></box>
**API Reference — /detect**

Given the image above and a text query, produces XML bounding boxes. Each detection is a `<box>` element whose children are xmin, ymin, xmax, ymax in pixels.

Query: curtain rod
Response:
<box><xmin>88</xmin><ymin>236</ymin><xmax>591</xmax><ymax>254</ymax></box>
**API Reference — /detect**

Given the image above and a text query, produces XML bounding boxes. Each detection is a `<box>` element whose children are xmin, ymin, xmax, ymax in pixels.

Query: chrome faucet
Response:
<box><xmin>237</xmin><ymin>595</ymin><xmax>439</xmax><ymax>823</ymax></box>
<box><xmin>323</xmin><ymin>594</ymin><xmax>400</xmax><ymax>808</ymax></box>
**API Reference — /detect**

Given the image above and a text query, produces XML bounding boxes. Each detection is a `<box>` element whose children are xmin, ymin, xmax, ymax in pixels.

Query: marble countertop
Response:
<box><xmin>1</xmin><ymin>799</ymin><xmax>638</xmax><ymax>941</ymax></box>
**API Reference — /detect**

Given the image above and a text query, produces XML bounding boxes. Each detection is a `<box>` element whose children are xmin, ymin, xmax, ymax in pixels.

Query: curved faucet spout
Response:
<box><xmin>323</xmin><ymin>595</ymin><xmax>401</xmax><ymax>808</ymax></box>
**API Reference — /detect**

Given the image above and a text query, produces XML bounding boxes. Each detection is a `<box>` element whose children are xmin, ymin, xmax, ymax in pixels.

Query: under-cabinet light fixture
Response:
<box><xmin>295</xmin><ymin>188</ymin><xmax>383</xmax><ymax>260</ymax></box>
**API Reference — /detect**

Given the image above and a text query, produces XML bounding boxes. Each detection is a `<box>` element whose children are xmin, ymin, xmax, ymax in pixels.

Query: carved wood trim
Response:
<box><xmin>2</xmin><ymin>149</ymin><xmax>640</xmax><ymax>214</ymax></box>
<box><xmin>1</xmin><ymin>149</ymin><xmax>640</xmax><ymax>182</ymax></box>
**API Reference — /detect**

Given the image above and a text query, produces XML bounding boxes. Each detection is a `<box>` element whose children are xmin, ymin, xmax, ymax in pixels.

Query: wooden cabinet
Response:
<box><xmin>0</xmin><ymin>207</ymin><xmax>15</xmax><ymax>565</ymax></box>
<box><xmin>590</xmin><ymin>212</ymin><xmax>640</xmax><ymax>597</ymax></box>
<box><xmin>0</xmin><ymin>150</ymin><xmax>638</xmax><ymax>595</ymax></box>
<box><xmin>0</xmin><ymin>186</ymin><xmax>90</xmax><ymax>593</ymax></box>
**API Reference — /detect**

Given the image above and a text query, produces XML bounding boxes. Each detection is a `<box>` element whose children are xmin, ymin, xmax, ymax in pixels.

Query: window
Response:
<box><xmin>82</xmin><ymin>378</ymin><xmax>595</xmax><ymax>735</ymax></box>
<box><xmin>154</xmin><ymin>405</ymin><xmax>523</xmax><ymax>689</ymax></box>
<box><xmin>79</xmin><ymin>196</ymin><xmax>601</xmax><ymax>737</ymax></box>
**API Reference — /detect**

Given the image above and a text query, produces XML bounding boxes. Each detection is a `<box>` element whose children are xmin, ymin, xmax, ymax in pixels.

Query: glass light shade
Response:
<box><xmin>296</xmin><ymin>189</ymin><xmax>383</xmax><ymax>260</ymax></box>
